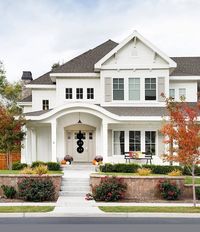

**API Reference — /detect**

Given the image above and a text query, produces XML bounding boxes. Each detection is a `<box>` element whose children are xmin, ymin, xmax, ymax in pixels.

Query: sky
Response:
<box><xmin>1</xmin><ymin>0</ymin><xmax>200</xmax><ymax>82</ymax></box>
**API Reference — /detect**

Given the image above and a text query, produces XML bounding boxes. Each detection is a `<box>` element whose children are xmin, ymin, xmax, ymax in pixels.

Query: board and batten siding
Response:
<box><xmin>104</xmin><ymin>77</ymin><xmax>112</xmax><ymax>102</ymax></box>
<box><xmin>158</xmin><ymin>77</ymin><xmax>165</xmax><ymax>102</ymax></box>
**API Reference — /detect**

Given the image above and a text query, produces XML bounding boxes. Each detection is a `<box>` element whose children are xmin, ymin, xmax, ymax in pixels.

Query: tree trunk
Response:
<box><xmin>7</xmin><ymin>150</ymin><xmax>12</xmax><ymax>170</ymax></box>
<box><xmin>192</xmin><ymin>164</ymin><xmax>196</xmax><ymax>207</ymax></box>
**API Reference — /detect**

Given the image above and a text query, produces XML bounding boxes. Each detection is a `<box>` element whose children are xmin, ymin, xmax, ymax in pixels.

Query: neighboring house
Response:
<box><xmin>18</xmin><ymin>31</ymin><xmax>200</xmax><ymax>165</ymax></box>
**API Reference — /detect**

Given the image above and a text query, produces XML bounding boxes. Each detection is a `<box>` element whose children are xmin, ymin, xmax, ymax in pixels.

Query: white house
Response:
<box><xmin>18</xmin><ymin>31</ymin><xmax>200</xmax><ymax>165</ymax></box>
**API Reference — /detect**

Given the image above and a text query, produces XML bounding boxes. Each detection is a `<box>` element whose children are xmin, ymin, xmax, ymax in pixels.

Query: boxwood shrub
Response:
<box><xmin>31</xmin><ymin>161</ymin><xmax>46</xmax><ymax>168</ymax></box>
<box><xmin>12</xmin><ymin>161</ymin><xmax>28</xmax><ymax>170</ymax></box>
<box><xmin>182</xmin><ymin>166</ymin><xmax>200</xmax><ymax>176</ymax></box>
<box><xmin>142</xmin><ymin>164</ymin><xmax>183</xmax><ymax>175</ymax></box>
<box><xmin>46</xmin><ymin>162</ymin><xmax>61</xmax><ymax>171</ymax></box>
<box><xmin>99</xmin><ymin>163</ymin><xmax>140</xmax><ymax>173</ymax></box>
<box><xmin>18</xmin><ymin>178</ymin><xmax>55</xmax><ymax>202</ymax></box>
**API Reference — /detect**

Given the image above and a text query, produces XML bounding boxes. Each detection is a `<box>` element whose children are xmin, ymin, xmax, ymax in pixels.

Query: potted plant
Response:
<box><xmin>64</xmin><ymin>155</ymin><xmax>73</xmax><ymax>164</ymax></box>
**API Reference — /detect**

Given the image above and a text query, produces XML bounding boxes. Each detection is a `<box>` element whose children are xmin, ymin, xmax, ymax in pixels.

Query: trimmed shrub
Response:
<box><xmin>1</xmin><ymin>185</ymin><xmax>16</xmax><ymax>199</ymax></box>
<box><xmin>99</xmin><ymin>163</ymin><xmax>140</xmax><ymax>173</ymax></box>
<box><xmin>12</xmin><ymin>161</ymin><xmax>28</xmax><ymax>170</ymax></box>
<box><xmin>93</xmin><ymin>176</ymin><xmax>127</xmax><ymax>202</ymax></box>
<box><xmin>46</xmin><ymin>162</ymin><xmax>61</xmax><ymax>171</ymax></box>
<box><xmin>31</xmin><ymin>161</ymin><xmax>46</xmax><ymax>168</ymax></box>
<box><xmin>183</xmin><ymin>166</ymin><xmax>200</xmax><ymax>176</ymax></box>
<box><xmin>158</xmin><ymin>180</ymin><xmax>181</xmax><ymax>200</ymax></box>
<box><xmin>196</xmin><ymin>187</ymin><xmax>200</xmax><ymax>200</ymax></box>
<box><xmin>34</xmin><ymin>165</ymin><xmax>48</xmax><ymax>175</ymax></box>
<box><xmin>137</xmin><ymin>168</ymin><xmax>151</xmax><ymax>176</ymax></box>
<box><xmin>142</xmin><ymin>164</ymin><xmax>183</xmax><ymax>175</ymax></box>
<box><xmin>18</xmin><ymin>178</ymin><xmax>55</xmax><ymax>202</ymax></box>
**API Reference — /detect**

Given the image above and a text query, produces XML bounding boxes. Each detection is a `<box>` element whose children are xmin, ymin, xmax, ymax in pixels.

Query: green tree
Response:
<box><xmin>0</xmin><ymin>104</ymin><xmax>25</xmax><ymax>169</ymax></box>
<box><xmin>0</xmin><ymin>61</ymin><xmax>22</xmax><ymax>114</ymax></box>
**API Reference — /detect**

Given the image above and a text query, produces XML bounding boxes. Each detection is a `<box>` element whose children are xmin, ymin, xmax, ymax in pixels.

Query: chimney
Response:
<box><xmin>21</xmin><ymin>71</ymin><xmax>33</xmax><ymax>99</ymax></box>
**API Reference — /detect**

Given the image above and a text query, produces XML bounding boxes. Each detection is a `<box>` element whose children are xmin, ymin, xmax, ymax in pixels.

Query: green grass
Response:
<box><xmin>0</xmin><ymin>206</ymin><xmax>54</xmax><ymax>213</ymax></box>
<box><xmin>0</xmin><ymin>170</ymin><xmax>63</xmax><ymax>175</ymax></box>
<box><xmin>99</xmin><ymin>206</ymin><xmax>200</xmax><ymax>213</ymax></box>
<box><xmin>185</xmin><ymin>176</ymin><xmax>200</xmax><ymax>185</ymax></box>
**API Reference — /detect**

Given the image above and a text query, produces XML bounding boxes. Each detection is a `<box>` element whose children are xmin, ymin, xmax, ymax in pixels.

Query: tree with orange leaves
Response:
<box><xmin>160</xmin><ymin>94</ymin><xmax>200</xmax><ymax>207</ymax></box>
<box><xmin>0</xmin><ymin>104</ymin><xmax>25</xmax><ymax>169</ymax></box>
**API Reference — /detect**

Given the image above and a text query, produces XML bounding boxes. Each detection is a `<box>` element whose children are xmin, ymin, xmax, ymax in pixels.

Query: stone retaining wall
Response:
<box><xmin>0</xmin><ymin>174</ymin><xmax>62</xmax><ymax>200</ymax></box>
<box><xmin>90</xmin><ymin>174</ymin><xmax>193</xmax><ymax>200</ymax></box>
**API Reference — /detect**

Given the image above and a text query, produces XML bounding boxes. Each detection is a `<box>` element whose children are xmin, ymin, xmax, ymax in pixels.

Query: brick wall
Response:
<box><xmin>0</xmin><ymin>174</ymin><xmax>62</xmax><ymax>200</ymax></box>
<box><xmin>90</xmin><ymin>175</ymin><xmax>192</xmax><ymax>200</ymax></box>
<box><xmin>0</xmin><ymin>153</ymin><xmax>21</xmax><ymax>170</ymax></box>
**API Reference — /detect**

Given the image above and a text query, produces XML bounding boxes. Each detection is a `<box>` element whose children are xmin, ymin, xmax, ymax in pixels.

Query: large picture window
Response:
<box><xmin>113</xmin><ymin>78</ymin><xmax>124</xmax><ymax>100</ymax></box>
<box><xmin>145</xmin><ymin>131</ymin><xmax>156</xmax><ymax>155</ymax></box>
<box><xmin>129</xmin><ymin>78</ymin><xmax>140</xmax><ymax>100</ymax></box>
<box><xmin>113</xmin><ymin>131</ymin><xmax>124</xmax><ymax>155</ymax></box>
<box><xmin>145</xmin><ymin>78</ymin><xmax>156</xmax><ymax>100</ymax></box>
<box><xmin>129</xmin><ymin>131</ymin><xmax>141</xmax><ymax>151</ymax></box>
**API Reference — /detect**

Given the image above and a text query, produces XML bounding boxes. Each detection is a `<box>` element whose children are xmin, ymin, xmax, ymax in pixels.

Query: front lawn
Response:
<box><xmin>0</xmin><ymin>170</ymin><xmax>63</xmax><ymax>175</ymax></box>
<box><xmin>0</xmin><ymin>206</ymin><xmax>54</xmax><ymax>213</ymax></box>
<box><xmin>99</xmin><ymin>206</ymin><xmax>200</xmax><ymax>213</ymax></box>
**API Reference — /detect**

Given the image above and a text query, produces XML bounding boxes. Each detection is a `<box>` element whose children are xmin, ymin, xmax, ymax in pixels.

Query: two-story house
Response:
<box><xmin>18</xmin><ymin>31</ymin><xmax>200</xmax><ymax>165</ymax></box>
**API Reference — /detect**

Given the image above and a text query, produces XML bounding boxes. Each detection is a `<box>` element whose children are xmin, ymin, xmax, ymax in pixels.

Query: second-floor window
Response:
<box><xmin>129</xmin><ymin>78</ymin><xmax>140</xmax><ymax>100</ymax></box>
<box><xmin>65</xmin><ymin>88</ymin><xmax>72</xmax><ymax>99</ymax></box>
<box><xmin>179</xmin><ymin>88</ymin><xmax>186</xmax><ymax>99</ymax></box>
<box><xmin>113</xmin><ymin>78</ymin><xmax>124</xmax><ymax>100</ymax></box>
<box><xmin>145</xmin><ymin>78</ymin><xmax>156</xmax><ymax>100</ymax></box>
<box><xmin>169</xmin><ymin>89</ymin><xmax>175</xmax><ymax>99</ymax></box>
<box><xmin>76</xmin><ymin>88</ymin><xmax>83</xmax><ymax>99</ymax></box>
<box><xmin>87</xmin><ymin>88</ymin><xmax>94</xmax><ymax>99</ymax></box>
<box><xmin>42</xmin><ymin>100</ymin><xmax>49</xmax><ymax>110</ymax></box>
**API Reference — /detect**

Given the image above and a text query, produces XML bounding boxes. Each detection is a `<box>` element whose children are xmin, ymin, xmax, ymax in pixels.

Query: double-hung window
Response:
<box><xmin>65</xmin><ymin>88</ymin><xmax>72</xmax><ymax>99</ymax></box>
<box><xmin>145</xmin><ymin>131</ymin><xmax>156</xmax><ymax>155</ymax></box>
<box><xmin>76</xmin><ymin>88</ymin><xmax>83</xmax><ymax>99</ymax></box>
<box><xmin>129</xmin><ymin>78</ymin><xmax>140</xmax><ymax>100</ymax></box>
<box><xmin>179</xmin><ymin>88</ymin><xmax>186</xmax><ymax>99</ymax></box>
<box><xmin>42</xmin><ymin>100</ymin><xmax>49</xmax><ymax>110</ymax></box>
<box><xmin>145</xmin><ymin>78</ymin><xmax>156</xmax><ymax>100</ymax></box>
<box><xmin>169</xmin><ymin>89</ymin><xmax>175</xmax><ymax>99</ymax></box>
<box><xmin>113</xmin><ymin>131</ymin><xmax>125</xmax><ymax>155</ymax></box>
<box><xmin>129</xmin><ymin>131</ymin><xmax>141</xmax><ymax>151</ymax></box>
<box><xmin>113</xmin><ymin>78</ymin><xmax>124</xmax><ymax>100</ymax></box>
<box><xmin>87</xmin><ymin>88</ymin><xmax>94</xmax><ymax>99</ymax></box>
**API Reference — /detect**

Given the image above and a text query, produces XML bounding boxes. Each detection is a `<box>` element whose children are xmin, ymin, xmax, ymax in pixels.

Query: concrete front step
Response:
<box><xmin>61</xmin><ymin>177</ymin><xmax>89</xmax><ymax>182</ymax></box>
<box><xmin>61</xmin><ymin>164</ymin><xmax>95</xmax><ymax>171</ymax></box>
<box><xmin>59</xmin><ymin>190</ymin><xmax>88</xmax><ymax>197</ymax></box>
<box><xmin>61</xmin><ymin>185</ymin><xmax>90</xmax><ymax>191</ymax></box>
<box><xmin>61</xmin><ymin>181</ymin><xmax>89</xmax><ymax>187</ymax></box>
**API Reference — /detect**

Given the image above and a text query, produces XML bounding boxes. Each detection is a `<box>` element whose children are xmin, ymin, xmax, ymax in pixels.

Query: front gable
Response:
<box><xmin>95</xmin><ymin>31</ymin><xmax>177</xmax><ymax>71</ymax></box>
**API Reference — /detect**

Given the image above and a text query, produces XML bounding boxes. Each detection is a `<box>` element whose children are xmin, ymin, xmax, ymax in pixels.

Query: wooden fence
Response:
<box><xmin>0</xmin><ymin>153</ymin><xmax>21</xmax><ymax>170</ymax></box>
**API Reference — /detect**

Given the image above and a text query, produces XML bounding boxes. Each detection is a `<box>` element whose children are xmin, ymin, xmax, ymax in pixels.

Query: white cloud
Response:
<box><xmin>0</xmin><ymin>0</ymin><xmax>200</xmax><ymax>82</ymax></box>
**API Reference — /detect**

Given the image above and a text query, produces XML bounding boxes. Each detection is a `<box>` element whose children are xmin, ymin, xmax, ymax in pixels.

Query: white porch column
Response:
<box><xmin>51</xmin><ymin>119</ymin><xmax>57</xmax><ymax>162</ymax></box>
<box><xmin>102</xmin><ymin>120</ymin><xmax>108</xmax><ymax>162</ymax></box>
<box><xmin>21</xmin><ymin>125</ymin><xmax>27</xmax><ymax>163</ymax></box>
<box><xmin>30</xmin><ymin>128</ymin><xmax>37</xmax><ymax>162</ymax></box>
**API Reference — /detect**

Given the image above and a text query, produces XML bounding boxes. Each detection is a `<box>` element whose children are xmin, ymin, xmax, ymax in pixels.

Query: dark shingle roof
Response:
<box><xmin>171</xmin><ymin>57</ymin><xmax>200</xmax><ymax>76</ymax></box>
<box><xmin>24</xmin><ymin>109</ymin><xmax>52</xmax><ymax>116</ymax></box>
<box><xmin>20</xmin><ymin>95</ymin><xmax>32</xmax><ymax>102</ymax></box>
<box><xmin>29</xmin><ymin>40</ymin><xmax>118</xmax><ymax>85</ymax></box>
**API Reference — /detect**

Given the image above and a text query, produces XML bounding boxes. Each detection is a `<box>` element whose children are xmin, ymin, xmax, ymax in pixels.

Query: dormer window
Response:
<box><xmin>42</xmin><ymin>100</ymin><xmax>49</xmax><ymax>110</ymax></box>
<box><xmin>87</xmin><ymin>88</ymin><xmax>94</xmax><ymax>99</ymax></box>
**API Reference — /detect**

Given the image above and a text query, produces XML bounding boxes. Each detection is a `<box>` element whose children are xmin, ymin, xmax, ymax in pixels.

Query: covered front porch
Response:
<box><xmin>22</xmin><ymin>104</ymin><xmax>166</xmax><ymax>165</ymax></box>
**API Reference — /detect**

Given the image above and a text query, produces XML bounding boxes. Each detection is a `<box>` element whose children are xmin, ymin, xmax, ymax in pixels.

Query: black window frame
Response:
<box><xmin>42</xmin><ymin>99</ymin><xmax>49</xmax><ymax>110</ymax></box>
<box><xmin>65</xmin><ymin>88</ymin><xmax>73</xmax><ymax>99</ymax></box>
<box><xmin>145</xmin><ymin>78</ymin><xmax>156</xmax><ymax>100</ymax></box>
<box><xmin>87</xmin><ymin>88</ymin><xmax>94</xmax><ymax>99</ymax></box>
<box><xmin>76</xmin><ymin>88</ymin><xmax>83</xmax><ymax>99</ymax></box>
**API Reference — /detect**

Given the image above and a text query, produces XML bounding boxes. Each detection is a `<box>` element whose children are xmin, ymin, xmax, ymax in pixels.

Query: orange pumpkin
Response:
<box><xmin>92</xmin><ymin>160</ymin><xmax>97</xmax><ymax>165</ymax></box>
<box><xmin>61</xmin><ymin>160</ymin><xmax>66</xmax><ymax>165</ymax></box>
